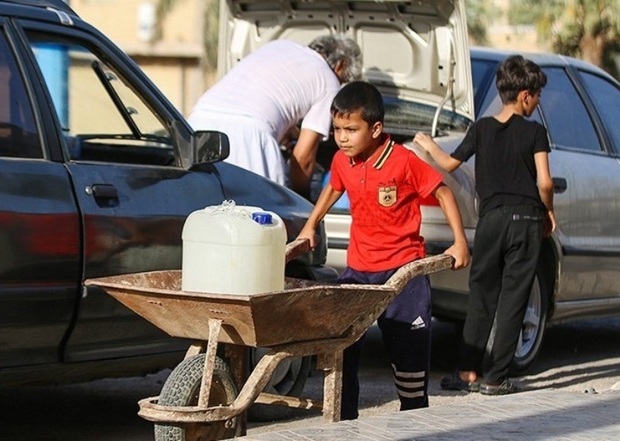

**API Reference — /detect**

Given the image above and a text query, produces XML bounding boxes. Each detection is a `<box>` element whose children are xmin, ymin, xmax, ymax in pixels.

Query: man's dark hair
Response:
<box><xmin>331</xmin><ymin>81</ymin><xmax>384</xmax><ymax>124</ymax></box>
<box><xmin>496</xmin><ymin>55</ymin><xmax>547</xmax><ymax>104</ymax></box>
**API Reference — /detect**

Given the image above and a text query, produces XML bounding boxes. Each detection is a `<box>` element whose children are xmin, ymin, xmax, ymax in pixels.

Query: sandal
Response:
<box><xmin>440</xmin><ymin>371</ymin><xmax>480</xmax><ymax>392</ymax></box>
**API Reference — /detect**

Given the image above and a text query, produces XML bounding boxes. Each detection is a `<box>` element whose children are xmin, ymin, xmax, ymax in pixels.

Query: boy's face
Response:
<box><xmin>332</xmin><ymin>110</ymin><xmax>383</xmax><ymax>159</ymax></box>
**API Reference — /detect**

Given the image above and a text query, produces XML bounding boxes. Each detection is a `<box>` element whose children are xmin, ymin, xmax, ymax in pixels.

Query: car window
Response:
<box><xmin>471</xmin><ymin>56</ymin><xmax>544</xmax><ymax>125</ymax></box>
<box><xmin>383</xmin><ymin>96</ymin><xmax>471</xmax><ymax>139</ymax></box>
<box><xmin>578</xmin><ymin>71</ymin><xmax>620</xmax><ymax>155</ymax></box>
<box><xmin>538</xmin><ymin>67</ymin><xmax>601</xmax><ymax>153</ymax></box>
<box><xmin>0</xmin><ymin>28</ymin><xmax>42</xmax><ymax>159</ymax></box>
<box><xmin>25</xmin><ymin>31</ymin><xmax>175</xmax><ymax>166</ymax></box>
<box><xmin>471</xmin><ymin>58</ymin><xmax>497</xmax><ymax>116</ymax></box>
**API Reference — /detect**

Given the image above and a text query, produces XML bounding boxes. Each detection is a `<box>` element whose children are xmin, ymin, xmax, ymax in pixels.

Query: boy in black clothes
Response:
<box><xmin>414</xmin><ymin>55</ymin><xmax>557</xmax><ymax>395</ymax></box>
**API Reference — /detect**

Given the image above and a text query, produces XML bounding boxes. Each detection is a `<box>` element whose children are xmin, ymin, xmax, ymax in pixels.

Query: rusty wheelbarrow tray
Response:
<box><xmin>84</xmin><ymin>239</ymin><xmax>453</xmax><ymax>439</ymax></box>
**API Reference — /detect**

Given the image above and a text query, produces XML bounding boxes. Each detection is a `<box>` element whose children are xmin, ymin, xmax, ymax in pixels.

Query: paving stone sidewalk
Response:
<box><xmin>233</xmin><ymin>389</ymin><xmax>620</xmax><ymax>440</ymax></box>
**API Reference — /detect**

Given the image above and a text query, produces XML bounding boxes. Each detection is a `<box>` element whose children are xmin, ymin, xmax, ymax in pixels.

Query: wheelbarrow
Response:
<box><xmin>84</xmin><ymin>239</ymin><xmax>454</xmax><ymax>441</ymax></box>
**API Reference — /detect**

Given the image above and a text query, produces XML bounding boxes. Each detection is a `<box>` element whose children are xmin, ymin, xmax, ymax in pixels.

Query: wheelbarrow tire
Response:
<box><xmin>155</xmin><ymin>354</ymin><xmax>238</xmax><ymax>441</ymax></box>
<box><xmin>247</xmin><ymin>353</ymin><xmax>312</xmax><ymax>422</ymax></box>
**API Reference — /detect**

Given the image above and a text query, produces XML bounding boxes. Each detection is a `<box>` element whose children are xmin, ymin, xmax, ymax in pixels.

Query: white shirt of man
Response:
<box><xmin>187</xmin><ymin>39</ymin><xmax>341</xmax><ymax>186</ymax></box>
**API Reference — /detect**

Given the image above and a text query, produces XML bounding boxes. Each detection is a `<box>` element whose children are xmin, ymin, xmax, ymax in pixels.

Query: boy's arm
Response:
<box><xmin>534</xmin><ymin>151</ymin><xmax>557</xmax><ymax>236</ymax></box>
<box><xmin>413</xmin><ymin>132</ymin><xmax>462</xmax><ymax>172</ymax></box>
<box><xmin>297</xmin><ymin>182</ymin><xmax>343</xmax><ymax>249</ymax></box>
<box><xmin>433</xmin><ymin>184</ymin><xmax>470</xmax><ymax>269</ymax></box>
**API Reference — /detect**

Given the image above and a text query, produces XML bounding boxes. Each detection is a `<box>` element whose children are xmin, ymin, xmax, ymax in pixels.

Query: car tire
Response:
<box><xmin>509</xmin><ymin>275</ymin><xmax>548</xmax><ymax>374</ymax></box>
<box><xmin>484</xmin><ymin>275</ymin><xmax>548</xmax><ymax>375</ymax></box>
<box><xmin>247</xmin><ymin>350</ymin><xmax>312</xmax><ymax>422</ymax></box>
<box><xmin>154</xmin><ymin>354</ymin><xmax>238</xmax><ymax>441</ymax></box>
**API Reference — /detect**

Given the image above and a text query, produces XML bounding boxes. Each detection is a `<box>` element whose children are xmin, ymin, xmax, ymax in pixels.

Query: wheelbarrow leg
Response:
<box><xmin>224</xmin><ymin>343</ymin><xmax>249</xmax><ymax>436</ymax></box>
<box><xmin>198</xmin><ymin>319</ymin><xmax>223</xmax><ymax>408</ymax></box>
<box><xmin>317</xmin><ymin>351</ymin><xmax>343</xmax><ymax>423</ymax></box>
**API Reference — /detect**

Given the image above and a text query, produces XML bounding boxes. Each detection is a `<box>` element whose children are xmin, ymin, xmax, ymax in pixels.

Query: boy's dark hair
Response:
<box><xmin>331</xmin><ymin>81</ymin><xmax>384</xmax><ymax>124</ymax></box>
<box><xmin>496</xmin><ymin>55</ymin><xmax>547</xmax><ymax>104</ymax></box>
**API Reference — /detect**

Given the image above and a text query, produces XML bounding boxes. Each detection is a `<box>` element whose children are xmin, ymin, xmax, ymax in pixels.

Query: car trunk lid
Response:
<box><xmin>219</xmin><ymin>0</ymin><xmax>474</xmax><ymax>124</ymax></box>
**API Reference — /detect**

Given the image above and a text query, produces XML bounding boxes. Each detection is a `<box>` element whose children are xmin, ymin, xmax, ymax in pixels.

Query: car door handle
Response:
<box><xmin>552</xmin><ymin>177</ymin><xmax>567</xmax><ymax>194</ymax></box>
<box><xmin>87</xmin><ymin>184</ymin><xmax>118</xmax><ymax>199</ymax></box>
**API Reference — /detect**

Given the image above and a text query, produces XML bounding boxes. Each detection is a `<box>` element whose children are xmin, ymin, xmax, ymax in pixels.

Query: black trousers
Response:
<box><xmin>337</xmin><ymin>268</ymin><xmax>432</xmax><ymax>420</ymax></box>
<box><xmin>459</xmin><ymin>205</ymin><xmax>544</xmax><ymax>384</ymax></box>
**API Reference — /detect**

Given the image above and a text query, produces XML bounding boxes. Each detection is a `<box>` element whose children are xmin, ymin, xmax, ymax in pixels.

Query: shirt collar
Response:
<box><xmin>349</xmin><ymin>135</ymin><xmax>395</xmax><ymax>170</ymax></box>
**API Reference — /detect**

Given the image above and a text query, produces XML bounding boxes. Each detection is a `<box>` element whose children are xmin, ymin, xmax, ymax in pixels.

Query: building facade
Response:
<box><xmin>70</xmin><ymin>0</ymin><xmax>215</xmax><ymax>116</ymax></box>
<box><xmin>70</xmin><ymin>0</ymin><xmax>546</xmax><ymax>117</ymax></box>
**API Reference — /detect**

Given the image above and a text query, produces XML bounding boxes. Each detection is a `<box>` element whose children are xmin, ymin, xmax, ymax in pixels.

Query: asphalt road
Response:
<box><xmin>2</xmin><ymin>318</ymin><xmax>619</xmax><ymax>441</ymax></box>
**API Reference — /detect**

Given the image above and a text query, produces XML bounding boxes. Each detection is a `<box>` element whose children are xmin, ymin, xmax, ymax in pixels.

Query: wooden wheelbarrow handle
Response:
<box><xmin>385</xmin><ymin>254</ymin><xmax>455</xmax><ymax>294</ymax></box>
<box><xmin>285</xmin><ymin>238</ymin><xmax>312</xmax><ymax>264</ymax></box>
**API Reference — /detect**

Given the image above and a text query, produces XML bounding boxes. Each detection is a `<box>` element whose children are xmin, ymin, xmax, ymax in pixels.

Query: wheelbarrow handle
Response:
<box><xmin>285</xmin><ymin>238</ymin><xmax>312</xmax><ymax>263</ymax></box>
<box><xmin>385</xmin><ymin>254</ymin><xmax>455</xmax><ymax>294</ymax></box>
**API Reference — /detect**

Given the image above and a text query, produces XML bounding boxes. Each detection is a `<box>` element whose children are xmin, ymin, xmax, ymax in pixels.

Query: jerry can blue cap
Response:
<box><xmin>252</xmin><ymin>212</ymin><xmax>273</xmax><ymax>225</ymax></box>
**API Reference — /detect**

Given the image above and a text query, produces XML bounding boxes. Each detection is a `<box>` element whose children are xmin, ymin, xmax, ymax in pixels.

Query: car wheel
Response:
<box><xmin>484</xmin><ymin>275</ymin><xmax>548</xmax><ymax>375</ymax></box>
<box><xmin>154</xmin><ymin>354</ymin><xmax>238</xmax><ymax>441</ymax></box>
<box><xmin>247</xmin><ymin>349</ymin><xmax>312</xmax><ymax>422</ymax></box>
<box><xmin>510</xmin><ymin>275</ymin><xmax>548</xmax><ymax>374</ymax></box>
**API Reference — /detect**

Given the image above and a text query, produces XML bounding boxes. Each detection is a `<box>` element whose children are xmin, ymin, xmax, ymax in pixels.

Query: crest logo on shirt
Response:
<box><xmin>378</xmin><ymin>186</ymin><xmax>397</xmax><ymax>207</ymax></box>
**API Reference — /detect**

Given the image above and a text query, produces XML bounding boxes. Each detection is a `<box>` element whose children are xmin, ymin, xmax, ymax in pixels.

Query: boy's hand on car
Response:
<box><xmin>413</xmin><ymin>132</ymin><xmax>434</xmax><ymax>152</ymax></box>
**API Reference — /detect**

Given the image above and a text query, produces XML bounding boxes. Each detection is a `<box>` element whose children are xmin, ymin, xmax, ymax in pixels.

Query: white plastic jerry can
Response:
<box><xmin>181</xmin><ymin>202</ymin><xmax>287</xmax><ymax>295</ymax></box>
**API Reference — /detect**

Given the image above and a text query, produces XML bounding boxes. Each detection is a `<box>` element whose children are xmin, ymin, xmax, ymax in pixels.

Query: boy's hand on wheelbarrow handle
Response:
<box><xmin>286</xmin><ymin>237</ymin><xmax>312</xmax><ymax>263</ymax></box>
<box><xmin>296</xmin><ymin>225</ymin><xmax>318</xmax><ymax>250</ymax></box>
<box><xmin>443</xmin><ymin>240</ymin><xmax>470</xmax><ymax>270</ymax></box>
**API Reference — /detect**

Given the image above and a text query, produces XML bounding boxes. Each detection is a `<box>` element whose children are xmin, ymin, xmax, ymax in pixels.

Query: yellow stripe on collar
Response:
<box><xmin>373</xmin><ymin>139</ymin><xmax>394</xmax><ymax>169</ymax></box>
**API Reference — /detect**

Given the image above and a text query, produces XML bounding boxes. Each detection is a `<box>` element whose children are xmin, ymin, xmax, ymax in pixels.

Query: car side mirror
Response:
<box><xmin>192</xmin><ymin>130</ymin><xmax>230</xmax><ymax>164</ymax></box>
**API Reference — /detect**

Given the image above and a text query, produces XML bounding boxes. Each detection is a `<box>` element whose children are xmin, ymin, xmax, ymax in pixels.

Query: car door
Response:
<box><xmin>0</xmin><ymin>20</ymin><xmax>81</xmax><ymax>368</ymax></box>
<box><xmin>540</xmin><ymin>66</ymin><xmax>620</xmax><ymax>307</ymax></box>
<box><xmin>16</xmin><ymin>21</ymin><xmax>230</xmax><ymax>362</ymax></box>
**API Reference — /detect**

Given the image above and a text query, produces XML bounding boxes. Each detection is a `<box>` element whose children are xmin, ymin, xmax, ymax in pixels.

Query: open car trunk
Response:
<box><xmin>219</xmin><ymin>0</ymin><xmax>474</xmax><ymax>126</ymax></box>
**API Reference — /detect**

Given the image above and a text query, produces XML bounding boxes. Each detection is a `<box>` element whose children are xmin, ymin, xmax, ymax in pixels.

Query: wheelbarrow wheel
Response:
<box><xmin>155</xmin><ymin>354</ymin><xmax>238</xmax><ymax>441</ymax></box>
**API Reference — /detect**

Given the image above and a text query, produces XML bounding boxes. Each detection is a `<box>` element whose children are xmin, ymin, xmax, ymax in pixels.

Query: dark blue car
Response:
<box><xmin>0</xmin><ymin>0</ymin><xmax>333</xmax><ymax>419</ymax></box>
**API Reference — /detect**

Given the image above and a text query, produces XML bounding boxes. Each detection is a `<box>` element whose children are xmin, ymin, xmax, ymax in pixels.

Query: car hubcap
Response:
<box><xmin>516</xmin><ymin>282</ymin><xmax>542</xmax><ymax>358</ymax></box>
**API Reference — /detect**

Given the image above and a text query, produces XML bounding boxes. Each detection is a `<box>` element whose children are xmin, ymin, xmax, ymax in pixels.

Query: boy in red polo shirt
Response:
<box><xmin>298</xmin><ymin>81</ymin><xmax>469</xmax><ymax>419</ymax></box>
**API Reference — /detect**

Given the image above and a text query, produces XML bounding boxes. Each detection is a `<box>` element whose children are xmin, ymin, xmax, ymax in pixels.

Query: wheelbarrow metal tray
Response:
<box><xmin>85</xmin><ymin>270</ymin><xmax>396</xmax><ymax>347</ymax></box>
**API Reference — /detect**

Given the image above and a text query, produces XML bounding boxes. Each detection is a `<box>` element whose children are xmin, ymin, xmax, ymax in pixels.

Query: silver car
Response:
<box><xmin>324</xmin><ymin>47</ymin><xmax>620</xmax><ymax>373</ymax></box>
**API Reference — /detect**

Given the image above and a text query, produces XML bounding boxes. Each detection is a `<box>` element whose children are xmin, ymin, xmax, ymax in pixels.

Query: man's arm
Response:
<box><xmin>289</xmin><ymin>128</ymin><xmax>324</xmax><ymax>198</ymax></box>
<box><xmin>433</xmin><ymin>184</ymin><xmax>470</xmax><ymax>269</ymax></box>
<box><xmin>534</xmin><ymin>151</ymin><xmax>557</xmax><ymax>236</ymax></box>
<box><xmin>413</xmin><ymin>132</ymin><xmax>462</xmax><ymax>172</ymax></box>
<box><xmin>297</xmin><ymin>183</ymin><xmax>342</xmax><ymax>249</ymax></box>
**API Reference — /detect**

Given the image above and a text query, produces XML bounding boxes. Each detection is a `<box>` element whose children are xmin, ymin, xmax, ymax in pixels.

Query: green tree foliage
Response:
<box><xmin>509</xmin><ymin>0</ymin><xmax>619</xmax><ymax>78</ymax></box>
<box><xmin>466</xmin><ymin>0</ymin><xmax>501</xmax><ymax>46</ymax></box>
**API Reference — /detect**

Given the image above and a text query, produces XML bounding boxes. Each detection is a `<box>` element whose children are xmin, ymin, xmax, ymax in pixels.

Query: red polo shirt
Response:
<box><xmin>330</xmin><ymin>136</ymin><xmax>443</xmax><ymax>272</ymax></box>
